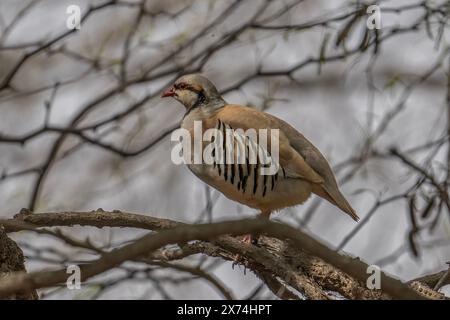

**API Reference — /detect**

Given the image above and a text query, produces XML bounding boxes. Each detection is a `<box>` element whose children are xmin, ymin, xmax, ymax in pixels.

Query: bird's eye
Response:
<box><xmin>176</xmin><ymin>83</ymin><xmax>187</xmax><ymax>90</ymax></box>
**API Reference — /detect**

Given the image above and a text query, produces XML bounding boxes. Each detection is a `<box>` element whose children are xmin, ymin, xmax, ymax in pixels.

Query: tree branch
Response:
<box><xmin>0</xmin><ymin>210</ymin><xmax>447</xmax><ymax>300</ymax></box>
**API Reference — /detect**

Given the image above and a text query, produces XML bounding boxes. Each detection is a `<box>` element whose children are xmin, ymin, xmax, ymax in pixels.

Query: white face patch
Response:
<box><xmin>175</xmin><ymin>89</ymin><xmax>199</xmax><ymax>109</ymax></box>
<box><xmin>173</xmin><ymin>82</ymin><xmax>207</xmax><ymax>110</ymax></box>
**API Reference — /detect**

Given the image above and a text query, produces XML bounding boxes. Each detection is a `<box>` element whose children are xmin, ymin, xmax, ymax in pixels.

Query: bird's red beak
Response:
<box><xmin>161</xmin><ymin>86</ymin><xmax>175</xmax><ymax>98</ymax></box>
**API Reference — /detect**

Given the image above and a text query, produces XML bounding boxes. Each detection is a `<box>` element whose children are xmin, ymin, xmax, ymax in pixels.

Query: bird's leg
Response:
<box><xmin>241</xmin><ymin>234</ymin><xmax>255</xmax><ymax>245</ymax></box>
<box><xmin>239</xmin><ymin>211</ymin><xmax>271</xmax><ymax>245</ymax></box>
<box><xmin>232</xmin><ymin>235</ymin><xmax>253</xmax><ymax>269</ymax></box>
<box><xmin>251</xmin><ymin>210</ymin><xmax>271</xmax><ymax>245</ymax></box>
<box><xmin>232</xmin><ymin>210</ymin><xmax>272</xmax><ymax>269</ymax></box>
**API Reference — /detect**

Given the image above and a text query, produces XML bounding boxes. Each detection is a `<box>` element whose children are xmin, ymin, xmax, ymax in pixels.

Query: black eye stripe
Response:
<box><xmin>175</xmin><ymin>83</ymin><xmax>201</xmax><ymax>93</ymax></box>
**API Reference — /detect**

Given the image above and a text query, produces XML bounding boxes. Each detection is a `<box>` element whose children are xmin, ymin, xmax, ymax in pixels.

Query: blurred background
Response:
<box><xmin>0</xmin><ymin>0</ymin><xmax>449</xmax><ymax>299</ymax></box>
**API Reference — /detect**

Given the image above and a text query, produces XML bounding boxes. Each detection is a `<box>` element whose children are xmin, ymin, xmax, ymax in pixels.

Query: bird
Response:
<box><xmin>162</xmin><ymin>74</ymin><xmax>358</xmax><ymax>242</ymax></box>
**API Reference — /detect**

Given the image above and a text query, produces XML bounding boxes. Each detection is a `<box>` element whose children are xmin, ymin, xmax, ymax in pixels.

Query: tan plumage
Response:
<box><xmin>162</xmin><ymin>74</ymin><xmax>359</xmax><ymax>222</ymax></box>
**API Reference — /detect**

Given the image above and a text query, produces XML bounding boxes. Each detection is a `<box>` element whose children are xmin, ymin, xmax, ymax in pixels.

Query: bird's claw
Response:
<box><xmin>232</xmin><ymin>254</ymin><xmax>248</xmax><ymax>274</ymax></box>
<box><xmin>231</xmin><ymin>234</ymin><xmax>258</xmax><ymax>272</ymax></box>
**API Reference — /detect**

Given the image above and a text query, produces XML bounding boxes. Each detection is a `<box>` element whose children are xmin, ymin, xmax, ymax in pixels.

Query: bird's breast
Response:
<box><xmin>182</xmin><ymin>117</ymin><xmax>312</xmax><ymax>211</ymax></box>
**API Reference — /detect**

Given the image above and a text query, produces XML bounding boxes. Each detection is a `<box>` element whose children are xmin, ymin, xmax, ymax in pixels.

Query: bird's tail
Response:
<box><xmin>312</xmin><ymin>184</ymin><xmax>359</xmax><ymax>222</ymax></box>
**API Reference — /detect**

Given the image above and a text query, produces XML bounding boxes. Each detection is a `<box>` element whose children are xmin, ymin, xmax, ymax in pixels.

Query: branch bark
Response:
<box><xmin>0</xmin><ymin>226</ymin><xmax>38</xmax><ymax>300</ymax></box>
<box><xmin>0</xmin><ymin>210</ymin><xmax>447</xmax><ymax>300</ymax></box>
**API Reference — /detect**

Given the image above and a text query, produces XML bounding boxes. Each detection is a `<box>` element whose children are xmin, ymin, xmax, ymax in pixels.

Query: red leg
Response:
<box><xmin>242</xmin><ymin>234</ymin><xmax>253</xmax><ymax>244</ymax></box>
<box><xmin>232</xmin><ymin>211</ymin><xmax>272</xmax><ymax>269</ymax></box>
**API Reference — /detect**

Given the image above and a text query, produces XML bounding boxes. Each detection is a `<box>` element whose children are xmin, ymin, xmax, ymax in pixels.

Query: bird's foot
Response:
<box><xmin>242</xmin><ymin>234</ymin><xmax>258</xmax><ymax>245</ymax></box>
<box><xmin>231</xmin><ymin>234</ymin><xmax>258</xmax><ymax>271</ymax></box>
<box><xmin>232</xmin><ymin>254</ymin><xmax>248</xmax><ymax>272</ymax></box>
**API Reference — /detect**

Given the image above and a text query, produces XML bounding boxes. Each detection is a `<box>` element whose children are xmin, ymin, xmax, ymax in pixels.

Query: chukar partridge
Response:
<box><xmin>162</xmin><ymin>74</ymin><xmax>358</xmax><ymax>231</ymax></box>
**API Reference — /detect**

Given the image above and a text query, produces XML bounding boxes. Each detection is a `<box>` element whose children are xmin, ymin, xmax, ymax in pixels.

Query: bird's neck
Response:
<box><xmin>183</xmin><ymin>96</ymin><xmax>226</xmax><ymax>120</ymax></box>
<box><xmin>182</xmin><ymin>99</ymin><xmax>225</xmax><ymax>130</ymax></box>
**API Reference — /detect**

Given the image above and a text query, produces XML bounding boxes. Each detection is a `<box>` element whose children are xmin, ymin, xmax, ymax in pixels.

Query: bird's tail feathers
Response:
<box><xmin>312</xmin><ymin>184</ymin><xmax>359</xmax><ymax>222</ymax></box>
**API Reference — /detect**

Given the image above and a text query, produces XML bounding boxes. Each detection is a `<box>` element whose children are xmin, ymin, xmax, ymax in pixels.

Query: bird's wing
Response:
<box><xmin>213</xmin><ymin>105</ymin><xmax>324</xmax><ymax>184</ymax></box>
<box><xmin>278</xmin><ymin>118</ymin><xmax>359</xmax><ymax>221</ymax></box>
<box><xmin>214</xmin><ymin>104</ymin><xmax>359</xmax><ymax>221</ymax></box>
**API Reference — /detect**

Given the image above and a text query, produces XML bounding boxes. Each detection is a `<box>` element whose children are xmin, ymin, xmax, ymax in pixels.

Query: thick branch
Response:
<box><xmin>0</xmin><ymin>210</ymin><xmax>446</xmax><ymax>299</ymax></box>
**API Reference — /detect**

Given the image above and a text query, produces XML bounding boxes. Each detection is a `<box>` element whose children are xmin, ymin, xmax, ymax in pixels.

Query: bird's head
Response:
<box><xmin>161</xmin><ymin>74</ymin><xmax>225</xmax><ymax>110</ymax></box>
